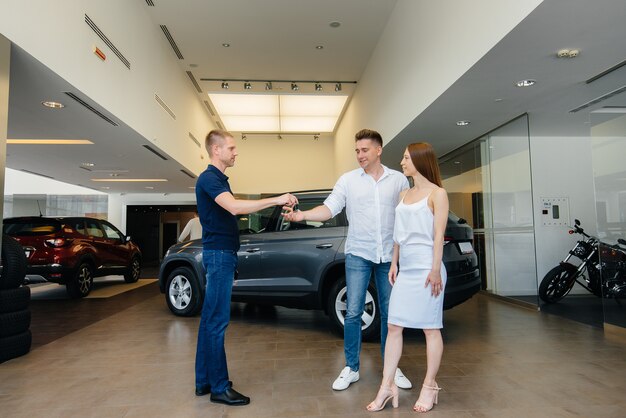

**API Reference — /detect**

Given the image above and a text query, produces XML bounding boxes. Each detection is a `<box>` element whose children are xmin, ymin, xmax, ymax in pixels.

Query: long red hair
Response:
<box><xmin>407</xmin><ymin>142</ymin><xmax>442</xmax><ymax>187</ymax></box>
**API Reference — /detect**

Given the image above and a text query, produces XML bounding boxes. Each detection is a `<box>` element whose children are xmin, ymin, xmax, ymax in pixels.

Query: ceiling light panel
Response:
<box><xmin>219</xmin><ymin>116</ymin><xmax>280</xmax><ymax>132</ymax></box>
<box><xmin>209</xmin><ymin>94</ymin><xmax>279</xmax><ymax>116</ymax></box>
<box><xmin>7</xmin><ymin>139</ymin><xmax>94</xmax><ymax>145</ymax></box>
<box><xmin>208</xmin><ymin>94</ymin><xmax>349</xmax><ymax>133</ymax></box>
<box><xmin>280</xmin><ymin>95</ymin><xmax>348</xmax><ymax>117</ymax></box>
<box><xmin>281</xmin><ymin>116</ymin><xmax>338</xmax><ymax>132</ymax></box>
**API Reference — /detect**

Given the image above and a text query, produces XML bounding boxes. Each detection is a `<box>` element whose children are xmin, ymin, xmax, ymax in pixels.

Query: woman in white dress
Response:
<box><xmin>367</xmin><ymin>142</ymin><xmax>449</xmax><ymax>413</ymax></box>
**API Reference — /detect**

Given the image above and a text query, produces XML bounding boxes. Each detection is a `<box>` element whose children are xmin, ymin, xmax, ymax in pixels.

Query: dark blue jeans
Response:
<box><xmin>195</xmin><ymin>249</ymin><xmax>238</xmax><ymax>394</ymax></box>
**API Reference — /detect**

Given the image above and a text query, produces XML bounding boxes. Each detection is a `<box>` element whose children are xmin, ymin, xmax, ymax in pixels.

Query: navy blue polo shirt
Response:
<box><xmin>195</xmin><ymin>165</ymin><xmax>240</xmax><ymax>251</ymax></box>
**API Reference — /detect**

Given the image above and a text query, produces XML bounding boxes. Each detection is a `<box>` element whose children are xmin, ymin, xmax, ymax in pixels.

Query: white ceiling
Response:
<box><xmin>4</xmin><ymin>0</ymin><xmax>626</xmax><ymax>194</ymax></box>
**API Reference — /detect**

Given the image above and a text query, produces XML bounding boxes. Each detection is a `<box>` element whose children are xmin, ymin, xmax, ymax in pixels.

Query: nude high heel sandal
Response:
<box><xmin>413</xmin><ymin>384</ymin><xmax>441</xmax><ymax>412</ymax></box>
<box><xmin>366</xmin><ymin>385</ymin><xmax>399</xmax><ymax>412</ymax></box>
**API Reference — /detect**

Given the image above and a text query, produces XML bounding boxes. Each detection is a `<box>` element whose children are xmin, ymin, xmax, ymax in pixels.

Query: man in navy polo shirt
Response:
<box><xmin>194</xmin><ymin>129</ymin><xmax>297</xmax><ymax>406</ymax></box>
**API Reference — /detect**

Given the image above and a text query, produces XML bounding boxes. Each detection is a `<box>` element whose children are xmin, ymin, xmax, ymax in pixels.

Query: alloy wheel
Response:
<box><xmin>169</xmin><ymin>274</ymin><xmax>192</xmax><ymax>310</ymax></box>
<box><xmin>334</xmin><ymin>286</ymin><xmax>376</xmax><ymax>331</ymax></box>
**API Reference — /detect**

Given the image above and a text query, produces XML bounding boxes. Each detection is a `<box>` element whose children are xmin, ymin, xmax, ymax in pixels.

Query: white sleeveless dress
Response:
<box><xmin>388</xmin><ymin>194</ymin><xmax>447</xmax><ymax>329</ymax></box>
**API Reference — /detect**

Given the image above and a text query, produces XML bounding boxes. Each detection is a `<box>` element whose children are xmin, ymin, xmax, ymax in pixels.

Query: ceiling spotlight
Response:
<box><xmin>42</xmin><ymin>101</ymin><xmax>65</xmax><ymax>109</ymax></box>
<box><xmin>80</xmin><ymin>162</ymin><xmax>95</xmax><ymax>167</ymax></box>
<box><xmin>291</xmin><ymin>83</ymin><xmax>299</xmax><ymax>91</ymax></box>
<box><xmin>315</xmin><ymin>45</ymin><xmax>324</xmax><ymax>50</ymax></box>
<box><xmin>329</xmin><ymin>21</ymin><xmax>341</xmax><ymax>28</ymax></box>
<box><xmin>313</xmin><ymin>135</ymin><xmax>320</xmax><ymax>141</ymax></box>
<box><xmin>222</xmin><ymin>43</ymin><xmax>230</xmax><ymax>47</ymax></box>
<box><xmin>315</xmin><ymin>83</ymin><xmax>323</xmax><ymax>91</ymax></box>
<box><xmin>277</xmin><ymin>134</ymin><xmax>283</xmax><ymax>140</ymax></box>
<box><xmin>334</xmin><ymin>83</ymin><xmax>342</xmax><ymax>92</ymax></box>
<box><xmin>265</xmin><ymin>81</ymin><xmax>273</xmax><ymax>90</ymax></box>
<box><xmin>456</xmin><ymin>120</ymin><xmax>471</xmax><ymax>126</ymax></box>
<box><xmin>244</xmin><ymin>82</ymin><xmax>252</xmax><ymax>90</ymax></box>
<box><xmin>221</xmin><ymin>81</ymin><xmax>229</xmax><ymax>89</ymax></box>
<box><xmin>241</xmin><ymin>134</ymin><xmax>247</xmax><ymax>140</ymax></box>
<box><xmin>515</xmin><ymin>79</ymin><xmax>536</xmax><ymax>87</ymax></box>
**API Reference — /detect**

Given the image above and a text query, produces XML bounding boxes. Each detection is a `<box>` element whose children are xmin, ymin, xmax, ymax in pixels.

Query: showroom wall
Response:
<box><xmin>334</xmin><ymin>0</ymin><xmax>543</xmax><ymax>176</ymax></box>
<box><xmin>0</xmin><ymin>0</ymin><xmax>213</xmax><ymax>176</ymax></box>
<box><xmin>529</xmin><ymin>134</ymin><xmax>597</xmax><ymax>294</ymax></box>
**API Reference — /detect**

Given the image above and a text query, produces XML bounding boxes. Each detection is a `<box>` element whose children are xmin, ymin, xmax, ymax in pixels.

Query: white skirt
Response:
<box><xmin>388</xmin><ymin>248</ymin><xmax>447</xmax><ymax>329</ymax></box>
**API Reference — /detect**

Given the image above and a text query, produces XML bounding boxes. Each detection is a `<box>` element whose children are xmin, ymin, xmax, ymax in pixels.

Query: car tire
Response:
<box><xmin>0</xmin><ymin>309</ymin><xmax>31</xmax><ymax>338</ymax></box>
<box><xmin>0</xmin><ymin>330</ymin><xmax>32</xmax><ymax>363</ymax></box>
<box><xmin>326</xmin><ymin>276</ymin><xmax>381</xmax><ymax>342</ymax></box>
<box><xmin>0</xmin><ymin>235</ymin><xmax>27</xmax><ymax>290</ymax></box>
<box><xmin>124</xmin><ymin>256</ymin><xmax>141</xmax><ymax>283</ymax></box>
<box><xmin>66</xmin><ymin>262</ymin><xmax>94</xmax><ymax>298</ymax></box>
<box><xmin>165</xmin><ymin>266</ymin><xmax>202</xmax><ymax>317</ymax></box>
<box><xmin>0</xmin><ymin>286</ymin><xmax>31</xmax><ymax>313</ymax></box>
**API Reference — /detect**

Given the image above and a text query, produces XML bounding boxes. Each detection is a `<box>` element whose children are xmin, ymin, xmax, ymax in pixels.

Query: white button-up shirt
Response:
<box><xmin>324</xmin><ymin>165</ymin><xmax>409</xmax><ymax>263</ymax></box>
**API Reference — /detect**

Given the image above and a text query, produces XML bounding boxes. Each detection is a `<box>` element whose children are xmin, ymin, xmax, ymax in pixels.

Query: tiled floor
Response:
<box><xmin>1</xmin><ymin>287</ymin><xmax>625</xmax><ymax>417</ymax></box>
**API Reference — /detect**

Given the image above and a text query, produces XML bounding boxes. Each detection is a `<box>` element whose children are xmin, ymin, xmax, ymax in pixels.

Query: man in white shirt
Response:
<box><xmin>178</xmin><ymin>212</ymin><xmax>202</xmax><ymax>242</ymax></box>
<box><xmin>282</xmin><ymin>129</ymin><xmax>411</xmax><ymax>391</ymax></box>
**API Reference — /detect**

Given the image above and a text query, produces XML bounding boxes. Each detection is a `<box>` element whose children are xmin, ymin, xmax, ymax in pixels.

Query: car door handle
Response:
<box><xmin>246</xmin><ymin>248</ymin><xmax>261</xmax><ymax>253</ymax></box>
<box><xmin>316</xmin><ymin>243</ymin><xmax>333</xmax><ymax>249</ymax></box>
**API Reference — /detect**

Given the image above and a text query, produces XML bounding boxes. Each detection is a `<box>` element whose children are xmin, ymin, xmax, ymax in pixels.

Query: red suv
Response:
<box><xmin>3</xmin><ymin>217</ymin><xmax>142</xmax><ymax>298</ymax></box>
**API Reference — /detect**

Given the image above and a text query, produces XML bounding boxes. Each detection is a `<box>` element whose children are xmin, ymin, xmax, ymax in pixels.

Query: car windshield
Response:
<box><xmin>3</xmin><ymin>219</ymin><xmax>62</xmax><ymax>236</ymax></box>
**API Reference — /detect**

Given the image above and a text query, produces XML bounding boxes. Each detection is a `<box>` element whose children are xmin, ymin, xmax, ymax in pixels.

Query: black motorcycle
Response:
<box><xmin>538</xmin><ymin>219</ymin><xmax>626</xmax><ymax>303</ymax></box>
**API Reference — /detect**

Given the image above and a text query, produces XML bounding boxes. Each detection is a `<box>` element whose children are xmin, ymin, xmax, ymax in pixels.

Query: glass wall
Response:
<box><xmin>591</xmin><ymin>110</ymin><xmax>626</xmax><ymax>329</ymax></box>
<box><xmin>441</xmin><ymin>115</ymin><xmax>537</xmax><ymax>303</ymax></box>
<box><xmin>3</xmin><ymin>194</ymin><xmax>108</xmax><ymax>218</ymax></box>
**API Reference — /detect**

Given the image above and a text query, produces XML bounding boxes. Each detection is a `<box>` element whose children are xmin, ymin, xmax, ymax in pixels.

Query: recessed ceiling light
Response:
<box><xmin>516</xmin><ymin>79</ymin><xmax>536</xmax><ymax>87</ymax></box>
<box><xmin>456</xmin><ymin>120</ymin><xmax>470</xmax><ymax>126</ymax></box>
<box><xmin>222</xmin><ymin>43</ymin><xmax>230</xmax><ymax>47</ymax></box>
<box><xmin>329</xmin><ymin>21</ymin><xmax>341</xmax><ymax>28</ymax></box>
<box><xmin>81</xmin><ymin>162</ymin><xmax>95</xmax><ymax>167</ymax></box>
<box><xmin>7</xmin><ymin>139</ymin><xmax>93</xmax><ymax>145</ymax></box>
<box><xmin>315</xmin><ymin>45</ymin><xmax>324</xmax><ymax>50</ymax></box>
<box><xmin>145</xmin><ymin>186</ymin><xmax>154</xmax><ymax>190</ymax></box>
<box><xmin>41</xmin><ymin>101</ymin><xmax>65</xmax><ymax>108</ymax></box>
<box><xmin>454</xmin><ymin>161</ymin><xmax>461</xmax><ymax>164</ymax></box>
<box><xmin>494</xmin><ymin>98</ymin><xmax>503</xmax><ymax>102</ymax></box>
<box><xmin>189</xmin><ymin>63</ymin><xmax>198</xmax><ymax>68</ymax></box>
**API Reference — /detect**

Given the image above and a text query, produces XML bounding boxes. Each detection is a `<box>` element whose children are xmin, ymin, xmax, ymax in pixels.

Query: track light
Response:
<box><xmin>291</xmin><ymin>83</ymin><xmax>299</xmax><ymax>91</ymax></box>
<box><xmin>241</xmin><ymin>134</ymin><xmax>247</xmax><ymax>140</ymax></box>
<box><xmin>244</xmin><ymin>82</ymin><xmax>252</xmax><ymax>90</ymax></box>
<box><xmin>265</xmin><ymin>82</ymin><xmax>273</xmax><ymax>90</ymax></box>
<box><xmin>221</xmin><ymin>81</ymin><xmax>229</xmax><ymax>89</ymax></box>
<box><xmin>335</xmin><ymin>83</ymin><xmax>342</xmax><ymax>92</ymax></box>
<box><xmin>315</xmin><ymin>83</ymin><xmax>322</xmax><ymax>91</ymax></box>
<box><xmin>314</xmin><ymin>135</ymin><xmax>320</xmax><ymax>141</ymax></box>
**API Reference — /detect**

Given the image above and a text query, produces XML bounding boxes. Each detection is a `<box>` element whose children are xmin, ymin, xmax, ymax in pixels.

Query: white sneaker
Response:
<box><xmin>332</xmin><ymin>366</ymin><xmax>360</xmax><ymax>390</ymax></box>
<box><xmin>394</xmin><ymin>368</ymin><xmax>412</xmax><ymax>389</ymax></box>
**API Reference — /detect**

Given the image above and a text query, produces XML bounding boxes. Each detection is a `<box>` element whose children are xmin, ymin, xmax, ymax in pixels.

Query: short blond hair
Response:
<box><xmin>205</xmin><ymin>129</ymin><xmax>233</xmax><ymax>156</ymax></box>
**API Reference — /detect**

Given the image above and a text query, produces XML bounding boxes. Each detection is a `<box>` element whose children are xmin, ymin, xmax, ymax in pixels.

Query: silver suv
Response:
<box><xmin>158</xmin><ymin>191</ymin><xmax>480</xmax><ymax>340</ymax></box>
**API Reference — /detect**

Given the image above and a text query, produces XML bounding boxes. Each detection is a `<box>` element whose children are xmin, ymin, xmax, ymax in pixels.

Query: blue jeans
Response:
<box><xmin>195</xmin><ymin>249</ymin><xmax>238</xmax><ymax>394</ymax></box>
<box><xmin>344</xmin><ymin>253</ymin><xmax>392</xmax><ymax>372</ymax></box>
